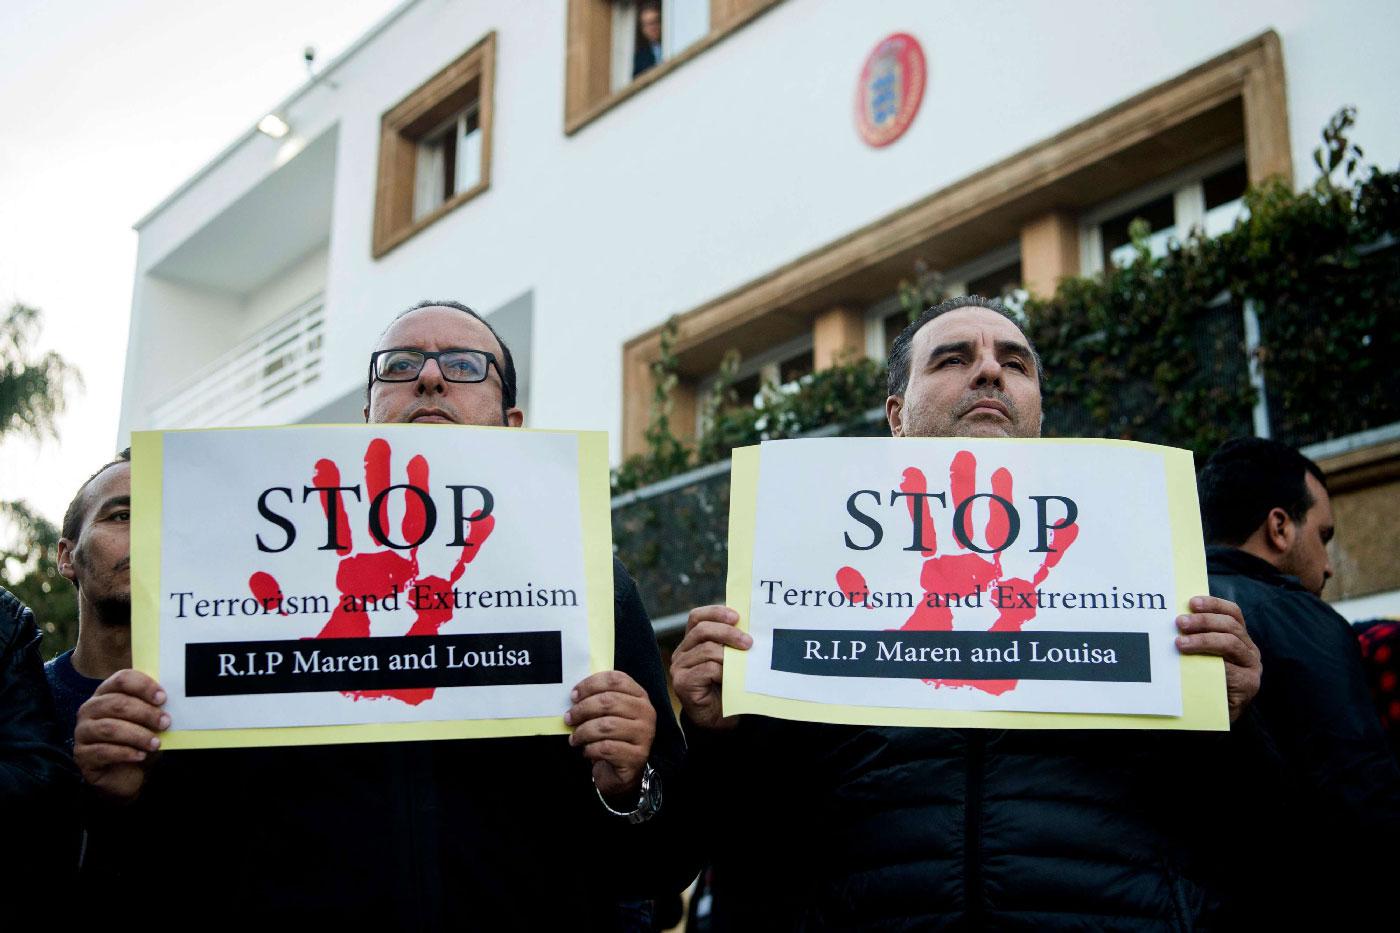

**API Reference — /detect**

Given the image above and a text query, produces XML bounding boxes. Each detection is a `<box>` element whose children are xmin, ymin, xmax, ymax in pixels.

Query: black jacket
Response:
<box><xmin>1207</xmin><ymin>546</ymin><xmax>1400</xmax><ymax>925</ymax></box>
<box><xmin>0</xmin><ymin>587</ymin><xmax>80</xmax><ymax>890</ymax></box>
<box><xmin>692</xmin><ymin>715</ymin><xmax>1235</xmax><ymax>930</ymax></box>
<box><xmin>78</xmin><ymin>561</ymin><xmax>698</xmax><ymax>928</ymax></box>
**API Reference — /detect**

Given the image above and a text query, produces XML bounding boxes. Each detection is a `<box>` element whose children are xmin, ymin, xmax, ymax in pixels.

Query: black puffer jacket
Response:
<box><xmin>693</xmin><ymin>716</ymin><xmax>1230</xmax><ymax>931</ymax></box>
<box><xmin>0</xmin><ymin>587</ymin><xmax>80</xmax><ymax>890</ymax></box>
<box><xmin>1207</xmin><ymin>546</ymin><xmax>1400</xmax><ymax>926</ymax></box>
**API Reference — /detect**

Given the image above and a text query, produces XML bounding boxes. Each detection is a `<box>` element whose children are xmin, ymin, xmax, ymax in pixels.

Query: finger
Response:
<box><xmin>313</xmin><ymin>457</ymin><xmax>353</xmax><ymax>554</ymax></box>
<box><xmin>674</xmin><ymin>659</ymin><xmax>723</xmax><ymax>692</ymax></box>
<box><xmin>685</xmin><ymin>605</ymin><xmax>739</xmax><ymax>633</ymax></box>
<box><xmin>1176</xmin><ymin>611</ymin><xmax>1247</xmax><ymax>638</ymax></box>
<box><xmin>949</xmin><ymin>451</ymin><xmax>977</xmax><ymax>545</ymax></box>
<box><xmin>578</xmin><ymin>738</ymin><xmax>646</xmax><ymax>764</ymax></box>
<box><xmin>565</xmin><ymin>690</ymin><xmax>652</xmax><ymax>726</ymax></box>
<box><xmin>403</xmin><ymin>453</ymin><xmax>430</xmax><ymax>546</ymax></box>
<box><xmin>569</xmin><ymin>715</ymin><xmax>651</xmax><ymax>747</ymax></box>
<box><xmin>1175</xmin><ymin>632</ymin><xmax>1256</xmax><ymax>666</ymax></box>
<box><xmin>92</xmin><ymin>669</ymin><xmax>166</xmax><ymax>705</ymax></box>
<box><xmin>76</xmin><ymin>743</ymin><xmax>148</xmax><ymax>767</ymax></box>
<box><xmin>898</xmin><ymin>467</ymin><xmax>939</xmax><ymax>555</ymax></box>
<box><xmin>986</xmin><ymin>466</ymin><xmax>1014</xmax><ymax>549</ymax></box>
<box><xmin>1188</xmin><ymin>595</ymin><xmax>1244</xmax><ymax>624</ymax></box>
<box><xmin>672</xmin><ymin>641</ymin><xmax>726</xmax><ymax>672</ymax></box>
<box><xmin>835</xmin><ymin>567</ymin><xmax>871</xmax><ymax>606</ymax></box>
<box><xmin>80</xmin><ymin>693</ymin><xmax>170</xmax><ymax>732</ymax></box>
<box><xmin>365</xmin><ymin>438</ymin><xmax>392</xmax><ymax>537</ymax></box>
<box><xmin>677</xmin><ymin>621</ymin><xmax>751</xmax><ymax>654</ymax></box>
<box><xmin>571</xmin><ymin>670</ymin><xmax>647</xmax><ymax>702</ymax></box>
<box><xmin>76</xmin><ymin>716</ymin><xmax>163</xmax><ymax>753</ymax></box>
<box><xmin>248</xmin><ymin>571</ymin><xmax>289</xmax><ymax>616</ymax></box>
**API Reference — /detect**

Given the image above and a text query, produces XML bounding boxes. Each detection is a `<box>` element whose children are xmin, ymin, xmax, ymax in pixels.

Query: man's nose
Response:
<box><xmin>970</xmin><ymin>354</ymin><xmax>1004</xmax><ymax>387</ymax></box>
<box><xmin>416</xmin><ymin>358</ymin><xmax>446</xmax><ymax>394</ymax></box>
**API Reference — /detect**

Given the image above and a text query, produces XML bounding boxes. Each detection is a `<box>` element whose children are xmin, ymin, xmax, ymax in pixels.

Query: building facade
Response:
<box><xmin>119</xmin><ymin>0</ymin><xmax>1400</xmax><ymax>619</ymax></box>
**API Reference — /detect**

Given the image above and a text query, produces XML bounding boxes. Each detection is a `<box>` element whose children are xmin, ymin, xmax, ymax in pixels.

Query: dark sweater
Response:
<box><xmin>0</xmin><ymin>587</ymin><xmax>81</xmax><ymax>894</ymax></box>
<box><xmin>1207</xmin><ymin>546</ymin><xmax>1400</xmax><ymax>926</ymax></box>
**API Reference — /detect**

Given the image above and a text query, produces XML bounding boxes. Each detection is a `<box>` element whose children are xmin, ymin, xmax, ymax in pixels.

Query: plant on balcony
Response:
<box><xmin>1028</xmin><ymin>106</ymin><xmax>1400</xmax><ymax>456</ymax></box>
<box><xmin>614</xmin><ymin>109</ymin><xmax>1398</xmax><ymax>496</ymax></box>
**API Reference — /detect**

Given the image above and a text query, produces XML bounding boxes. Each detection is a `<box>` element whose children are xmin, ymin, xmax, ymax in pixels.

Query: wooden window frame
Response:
<box><xmin>619</xmin><ymin>31</ymin><xmax>1291</xmax><ymax>456</ymax></box>
<box><xmin>564</xmin><ymin>0</ymin><xmax>784</xmax><ymax>135</ymax></box>
<box><xmin>372</xmin><ymin>31</ymin><xmax>496</xmax><ymax>259</ymax></box>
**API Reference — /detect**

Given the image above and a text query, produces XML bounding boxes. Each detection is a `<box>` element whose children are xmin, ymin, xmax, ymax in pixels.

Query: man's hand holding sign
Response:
<box><xmin>674</xmin><ymin>296</ymin><xmax>1262</xmax><ymax>929</ymax></box>
<box><xmin>77</xmin><ymin>305</ymin><xmax>662</xmax><ymax>815</ymax></box>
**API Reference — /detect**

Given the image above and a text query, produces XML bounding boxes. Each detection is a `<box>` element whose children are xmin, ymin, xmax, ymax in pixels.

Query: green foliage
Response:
<box><xmin>1</xmin><ymin>302</ymin><xmax>82</xmax><ymax>657</ymax></box>
<box><xmin>0</xmin><ymin>303</ymin><xmax>81</xmax><ymax>441</ymax></box>
<box><xmin>1025</xmin><ymin>106</ymin><xmax>1400</xmax><ymax>457</ymax></box>
<box><xmin>614</xmin><ymin>109</ymin><xmax>1398</xmax><ymax>495</ymax></box>
<box><xmin>897</xmin><ymin>261</ymin><xmax>947</xmax><ymax>324</ymax></box>
<box><xmin>612</xmin><ymin>317</ymin><xmax>693</xmax><ymax>493</ymax></box>
<box><xmin>1</xmin><ymin>502</ymin><xmax>78</xmax><ymax>661</ymax></box>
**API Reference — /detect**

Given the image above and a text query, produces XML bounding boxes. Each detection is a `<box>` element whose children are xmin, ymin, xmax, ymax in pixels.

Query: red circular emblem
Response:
<box><xmin>855</xmin><ymin>33</ymin><xmax>927</xmax><ymax>148</ymax></box>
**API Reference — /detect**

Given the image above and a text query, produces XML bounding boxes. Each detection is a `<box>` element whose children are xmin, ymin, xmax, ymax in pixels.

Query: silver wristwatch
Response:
<box><xmin>594</xmin><ymin>763</ymin><xmax>662</xmax><ymax>824</ymax></box>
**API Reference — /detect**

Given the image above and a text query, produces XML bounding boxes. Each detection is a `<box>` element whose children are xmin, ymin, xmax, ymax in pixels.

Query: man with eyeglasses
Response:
<box><xmin>70</xmin><ymin>301</ymin><xmax>697</xmax><ymax>927</ymax></box>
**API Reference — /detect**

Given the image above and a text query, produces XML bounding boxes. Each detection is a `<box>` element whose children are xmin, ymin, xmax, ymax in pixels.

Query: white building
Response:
<box><xmin>119</xmin><ymin>0</ymin><xmax>1400</xmax><ymax>617</ymax></box>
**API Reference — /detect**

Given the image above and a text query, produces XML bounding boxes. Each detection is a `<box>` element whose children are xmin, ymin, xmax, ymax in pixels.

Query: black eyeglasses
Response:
<box><xmin>370</xmin><ymin>348</ymin><xmax>503</xmax><ymax>385</ymax></box>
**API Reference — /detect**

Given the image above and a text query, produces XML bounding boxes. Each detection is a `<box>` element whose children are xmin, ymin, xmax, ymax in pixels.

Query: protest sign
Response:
<box><xmin>722</xmin><ymin>437</ymin><xmax>1226</xmax><ymax>730</ymax></box>
<box><xmin>130</xmin><ymin>424</ymin><xmax>613</xmax><ymax>749</ymax></box>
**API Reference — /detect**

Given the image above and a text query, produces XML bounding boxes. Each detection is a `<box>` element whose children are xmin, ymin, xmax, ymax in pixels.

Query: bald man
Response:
<box><xmin>73</xmin><ymin>300</ymin><xmax>696</xmax><ymax>927</ymax></box>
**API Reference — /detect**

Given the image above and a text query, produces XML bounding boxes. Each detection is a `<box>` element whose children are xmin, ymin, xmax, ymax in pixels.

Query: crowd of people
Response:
<box><xmin>3</xmin><ymin>295</ymin><xmax>1397</xmax><ymax>929</ymax></box>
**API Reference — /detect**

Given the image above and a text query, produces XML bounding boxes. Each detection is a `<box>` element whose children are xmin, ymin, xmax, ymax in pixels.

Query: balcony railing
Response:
<box><xmin>150</xmin><ymin>296</ymin><xmax>325</xmax><ymax>429</ymax></box>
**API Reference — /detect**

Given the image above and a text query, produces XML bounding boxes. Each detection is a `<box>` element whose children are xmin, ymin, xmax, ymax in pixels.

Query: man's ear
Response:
<box><xmin>886</xmin><ymin>395</ymin><xmax>905</xmax><ymax>437</ymax></box>
<box><xmin>1263</xmin><ymin>506</ymin><xmax>1296</xmax><ymax>555</ymax></box>
<box><xmin>505</xmin><ymin>407</ymin><xmax>524</xmax><ymax>428</ymax></box>
<box><xmin>57</xmin><ymin>538</ymin><xmax>78</xmax><ymax>584</ymax></box>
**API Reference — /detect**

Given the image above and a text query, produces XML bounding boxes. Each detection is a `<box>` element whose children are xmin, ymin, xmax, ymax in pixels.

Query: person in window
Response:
<box><xmin>633</xmin><ymin>1</ymin><xmax>664</xmax><ymax>78</ymax></box>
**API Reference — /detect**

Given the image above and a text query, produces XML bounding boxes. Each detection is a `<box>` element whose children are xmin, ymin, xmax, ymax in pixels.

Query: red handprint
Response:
<box><xmin>248</xmin><ymin>438</ymin><xmax>495</xmax><ymax>705</ymax></box>
<box><xmin>837</xmin><ymin>449</ymin><xmax>1078</xmax><ymax>696</ymax></box>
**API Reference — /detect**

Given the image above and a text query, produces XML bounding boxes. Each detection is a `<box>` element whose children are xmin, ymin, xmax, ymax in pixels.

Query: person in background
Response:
<box><xmin>46</xmin><ymin>448</ymin><xmax>132</xmax><ymax>753</ymax></box>
<box><xmin>1199</xmin><ymin>436</ymin><xmax>1400</xmax><ymax>926</ymax></box>
<box><xmin>633</xmin><ymin>1</ymin><xmax>664</xmax><ymax>78</ymax></box>
<box><xmin>1</xmin><ymin>584</ymin><xmax>79</xmax><ymax>894</ymax></box>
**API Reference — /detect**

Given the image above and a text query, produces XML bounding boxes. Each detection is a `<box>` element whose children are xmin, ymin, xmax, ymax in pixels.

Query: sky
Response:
<box><xmin>0</xmin><ymin>0</ymin><xmax>401</xmax><ymax>533</ymax></box>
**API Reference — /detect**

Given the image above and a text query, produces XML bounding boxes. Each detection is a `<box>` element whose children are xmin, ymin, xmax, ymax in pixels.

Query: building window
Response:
<box><xmin>1081</xmin><ymin>149</ymin><xmax>1247</xmax><ymax>274</ymax></box>
<box><xmin>696</xmin><ymin>334</ymin><xmax>814</xmax><ymax>427</ymax></box>
<box><xmin>566</xmin><ymin>0</ymin><xmax>783</xmax><ymax>134</ymax></box>
<box><xmin>413</xmin><ymin>105</ymin><xmax>483</xmax><ymax>221</ymax></box>
<box><xmin>373</xmin><ymin>32</ymin><xmax>495</xmax><ymax>258</ymax></box>
<box><xmin>611</xmin><ymin>0</ymin><xmax>711</xmax><ymax>88</ymax></box>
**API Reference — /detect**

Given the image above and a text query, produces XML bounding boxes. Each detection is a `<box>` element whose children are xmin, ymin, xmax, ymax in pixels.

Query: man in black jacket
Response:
<box><xmin>672</xmin><ymin>296</ymin><xmax>1263</xmax><ymax>929</ymax></box>
<box><xmin>1199</xmin><ymin>437</ymin><xmax>1400</xmax><ymax>925</ymax></box>
<box><xmin>0</xmin><ymin>586</ymin><xmax>80</xmax><ymax>893</ymax></box>
<box><xmin>72</xmin><ymin>301</ymin><xmax>697</xmax><ymax>927</ymax></box>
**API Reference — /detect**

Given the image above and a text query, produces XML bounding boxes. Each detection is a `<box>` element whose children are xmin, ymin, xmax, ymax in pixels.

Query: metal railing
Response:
<box><xmin>150</xmin><ymin>296</ymin><xmax>326</xmax><ymax>429</ymax></box>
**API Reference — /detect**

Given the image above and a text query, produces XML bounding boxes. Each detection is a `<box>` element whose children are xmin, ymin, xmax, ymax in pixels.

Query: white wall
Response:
<box><xmin>243</xmin><ymin>245</ymin><xmax>329</xmax><ymax>335</ymax></box>
<box><xmin>124</xmin><ymin>0</ymin><xmax>1400</xmax><ymax>459</ymax></box>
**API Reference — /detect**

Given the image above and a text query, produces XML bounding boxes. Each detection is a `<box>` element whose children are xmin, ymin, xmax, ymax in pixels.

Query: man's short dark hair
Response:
<box><xmin>366</xmin><ymin>300</ymin><xmax>518</xmax><ymax>416</ymax></box>
<box><xmin>1198</xmin><ymin>437</ymin><xmax>1329</xmax><ymax>546</ymax></box>
<box><xmin>886</xmin><ymin>295</ymin><xmax>1043</xmax><ymax>398</ymax></box>
<box><xmin>61</xmin><ymin>448</ymin><xmax>132</xmax><ymax>543</ymax></box>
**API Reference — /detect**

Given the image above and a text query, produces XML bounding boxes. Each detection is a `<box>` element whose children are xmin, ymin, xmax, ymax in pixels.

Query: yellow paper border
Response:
<box><xmin>132</xmin><ymin>424</ymin><xmax>615</xmax><ymax>750</ymax></box>
<box><xmin>723</xmin><ymin>437</ymin><xmax>1227</xmax><ymax>731</ymax></box>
